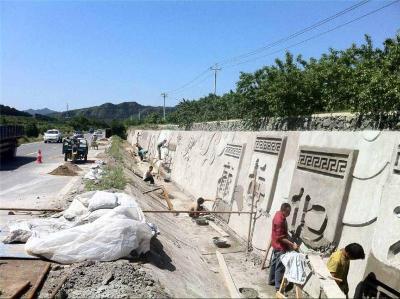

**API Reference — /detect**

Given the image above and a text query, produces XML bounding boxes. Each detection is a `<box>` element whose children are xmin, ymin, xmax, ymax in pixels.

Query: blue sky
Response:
<box><xmin>1</xmin><ymin>1</ymin><xmax>399</xmax><ymax>112</ymax></box>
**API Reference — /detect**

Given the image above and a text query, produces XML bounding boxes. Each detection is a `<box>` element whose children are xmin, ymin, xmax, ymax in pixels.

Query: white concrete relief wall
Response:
<box><xmin>129</xmin><ymin>129</ymin><xmax>400</xmax><ymax>293</ymax></box>
<box><xmin>287</xmin><ymin>146</ymin><xmax>356</xmax><ymax>250</ymax></box>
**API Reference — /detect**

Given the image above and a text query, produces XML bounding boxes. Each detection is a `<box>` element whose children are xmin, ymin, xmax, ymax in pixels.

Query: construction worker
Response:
<box><xmin>157</xmin><ymin>139</ymin><xmax>167</xmax><ymax>160</ymax></box>
<box><xmin>189</xmin><ymin>197</ymin><xmax>215</xmax><ymax>218</ymax></box>
<box><xmin>138</xmin><ymin>148</ymin><xmax>148</xmax><ymax>161</ymax></box>
<box><xmin>268</xmin><ymin>202</ymin><xmax>298</xmax><ymax>291</ymax></box>
<box><xmin>143</xmin><ymin>166</ymin><xmax>155</xmax><ymax>185</ymax></box>
<box><xmin>327</xmin><ymin>243</ymin><xmax>365</xmax><ymax>296</ymax></box>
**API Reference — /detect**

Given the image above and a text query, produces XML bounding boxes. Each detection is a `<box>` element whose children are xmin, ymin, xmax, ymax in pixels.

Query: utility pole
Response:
<box><xmin>210</xmin><ymin>64</ymin><xmax>221</xmax><ymax>95</ymax></box>
<box><xmin>161</xmin><ymin>92</ymin><xmax>167</xmax><ymax>121</ymax></box>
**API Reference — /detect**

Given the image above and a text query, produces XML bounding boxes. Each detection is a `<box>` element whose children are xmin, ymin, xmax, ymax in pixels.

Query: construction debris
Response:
<box><xmin>84</xmin><ymin>160</ymin><xmax>105</xmax><ymax>180</ymax></box>
<box><xmin>40</xmin><ymin>260</ymin><xmax>169</xmax><ymax>298</ymax></box>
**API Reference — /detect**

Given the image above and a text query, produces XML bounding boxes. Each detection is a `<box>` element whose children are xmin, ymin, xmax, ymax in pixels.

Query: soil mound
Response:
<box><xmin>65</xmin><ymin>163</ymin><xmax>82</xmax><ymax>171</ymax></box>
<box><xmin>49</xmin><ymin>164</ymin><xmax>78</xmax><ymax>176</ymax></box>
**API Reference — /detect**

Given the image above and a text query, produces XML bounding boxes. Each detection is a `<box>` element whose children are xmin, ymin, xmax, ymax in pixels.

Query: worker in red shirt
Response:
<box><xmin>268</xmin><ymin>202</ymin><xmax>298</xmax><ymax>291</ymax></box>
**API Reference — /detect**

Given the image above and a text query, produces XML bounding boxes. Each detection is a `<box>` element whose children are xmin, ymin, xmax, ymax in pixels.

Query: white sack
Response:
<box><xmin>95</xmin><ymin>159</ymin><xmax>105</xmax><ymax>165</ymax></box>
<box><xmin>25</xmin><ymin>207</ymin><xmax>153</xmax><ymax>264</ymax></box>
<box><xmin>3</xmin><ymin>218</ymin><xmax>74</xmax><ymax>243</ymax></box>
<box><xmin>115</xmin><ymin>193</ymin><xmax>145</xmax><ymax>222</ymax></box>
<box><xmin>76</xmin><ymin>209</ymin><xmax>111</xmax><ymax>225</ymax></box>
<box><xmin>88</xmin><ymin>191</ymin><xmax>118</xmax><ymax>211</ymax></box>
<box><xmin>75</xmin><ymin>191</ymin><xmax>96</xmax><ymax>207</ymax></box>
<box><xmin>84</xmin><ymin>170</ymin><xmax>97</xmax><ymax>180</ymax></box>
<box><xmin>63</xmin><ymin>198</ymin><xmax>88</xmax><ymax>221</ymax></box>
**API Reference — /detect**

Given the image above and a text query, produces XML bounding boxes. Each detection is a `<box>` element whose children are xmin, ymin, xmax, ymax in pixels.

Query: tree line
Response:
<box><xmin>168</xmin><ymin>34</ymin><xmax>400</xmax><ymax>129</ymax></box>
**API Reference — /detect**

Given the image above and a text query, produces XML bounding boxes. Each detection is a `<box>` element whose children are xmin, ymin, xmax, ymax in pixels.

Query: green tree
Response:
<box><xmin>110</xmin><ymin>120</ymin><xmax>126</xmax><ymax>139</ymax></box>
<box><xmin>25</xmin><ymin>123</ymin><xmax>39</xmax><ymax>137</ymax></box>
<box><xmin>144</xmin><ymin>112</ymin><xmax>162</xmax><ymax>124</ymax></box>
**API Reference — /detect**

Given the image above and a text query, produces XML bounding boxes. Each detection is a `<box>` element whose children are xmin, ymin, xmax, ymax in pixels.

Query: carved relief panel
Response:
<box><xmin>213</xmin><ymin>143</ymin><xmax>246</xmax><ymax>222</ymax></box>
<box><xmin>393</xmin><ymin>144</ymin><xmax>400</xmax><ymax>174</ymax></box>
<box><xmin>162</xmin><ymin>142</ymin><xmax>177</xmax><ymax>173</ymax></box>
<box><xmin>243</xmin><ymin>136</ymin><xmax>287</xmax><ymax>213</ymax></box>
<box><xmin>287</xmin><ymin>146</ymin><xmax>356</xmax><ymax>250</ymax></box>
<box><xmin>370</xmin><ymin>143</ymin><xmax>400</xmax><ymax>271</ymax></box>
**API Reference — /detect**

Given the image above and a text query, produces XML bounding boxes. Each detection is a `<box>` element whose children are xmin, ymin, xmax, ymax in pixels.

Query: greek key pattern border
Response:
<box><xmin>254</xmin><ymin>137</ymin><xmax>283</xmax><ymax>155</ymax></box>
<box><xmin>224</xmin><ymin>144</ymin><xmax>243</xmax><ymax>159</ymax></box>
<box><xmin>297</xmin><ymin>150</ymin><xmax>350</xmax><ymax>178</ymax></box>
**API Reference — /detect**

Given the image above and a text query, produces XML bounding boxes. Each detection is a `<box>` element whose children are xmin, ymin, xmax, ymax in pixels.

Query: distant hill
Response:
<box><xmin>0</xmin><ymin>104</ymin><xmax>32</xmax><ymax>117</ymax></box>
<box><xmin>25</xmin><ymin>108</ymin><xmax>57</xmax><ymax>116</ymax></box>
<box><xmin>52</xmin><ymin>101</ymin><xmax>175</xmax><ymax>121</ymax></box>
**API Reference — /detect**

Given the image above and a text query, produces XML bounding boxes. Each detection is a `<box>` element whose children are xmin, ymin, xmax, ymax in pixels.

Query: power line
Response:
<box><xmin>222</xmin><ymin>0</ymin><xmax>399</xmax><ymax>69</ymax></box>
<box><xmin>163</xmin><ymin>0</ymin><xmax>398</xmax><ymax>99</ymax></box>
<box><xmin>172</xmin><ymin>73</ymin><xmax>214</xmax><ymax>98</ymax></box>
<box><xmin>164</xmin><ymin>0</ymin><xmax>371</xmax><ymax>96</ymax></box>
<box><xmin>166</xmin><ymin>68</ymin><xmax>210</xmax><ymax>95</ymax></box>
<box><xmin>218</xmin><ymin>0</ymin><xmax>371</xmax><ymax>67</ymax></box>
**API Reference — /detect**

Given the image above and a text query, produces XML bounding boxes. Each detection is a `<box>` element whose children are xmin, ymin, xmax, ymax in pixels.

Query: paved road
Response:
<box><xmin>0</xmin><ymin>140</ymin><xmax>76</xmax><ymax>209</ymax></box>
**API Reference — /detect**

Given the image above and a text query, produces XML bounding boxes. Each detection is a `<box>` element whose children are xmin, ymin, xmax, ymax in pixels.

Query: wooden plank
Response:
<box><xmin>141</xmin><ymin>210</ymin><xmax>253</xmax><ymax>214</ymax></box>
<box><xmin>209</xmin><ymin>221</ymin><xmax>230</xmax><ymax>237</ymax></box>
<box><xmin>307</xmin><ymin>254</ymin><xmax>346</xmax><ymax>299</ymax></box>
<box><xmin>260</xmin><ymin>239</ymin><xmax>272</xmax><ymax>270</ymax></box>
<box><xmin>143</xmin><ymin>187</ymin><xmax>162</xmax><ymax>194</ymax></box>
<box><xmin>49</xmin><ymin>274</ymin><xmax>69</xmax><ymax>299</ymax></box>
<box><xmin>0</xmin><ymin>259</ymin><xmax>50</xmax><ymax>298</ymax></box>
<box><xmin>10</xmin><ymin>281</ymin><xmax>30</xmax><ymax>299</ymax></box>
<box><xmin>215</xmin><ymin>250</ymin><xmax>241</xmax><ymax>298</ymax></box>
<box><xmin>0</xmin><ymin>207</ymin><xmax>63</xmax><ymax>212</ymax></box>
<box><xmin>27</xmin><ymin>263</ymin><xmax>51</xmax><ymax>299</ymax></box>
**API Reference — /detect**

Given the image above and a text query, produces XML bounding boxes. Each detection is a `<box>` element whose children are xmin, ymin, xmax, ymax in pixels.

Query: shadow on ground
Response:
<box><xmin>0</xmin><ymin>156</ymin><xmax>36</xmax><ymax>171</ymax></box>
<box><xmin>145</xmin><ymin>238</ymin><xmax>176</xmax><ymax>272</ymax></box>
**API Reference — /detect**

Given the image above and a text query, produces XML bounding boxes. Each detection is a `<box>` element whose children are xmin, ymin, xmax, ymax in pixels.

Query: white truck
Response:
<box><xmin>43</xmin><ymin>129</ymin><xmax>63</xmax><ymax>143</ymax></box>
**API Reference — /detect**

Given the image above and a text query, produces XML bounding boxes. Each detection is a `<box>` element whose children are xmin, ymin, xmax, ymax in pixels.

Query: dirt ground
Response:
<box><xmin>120</xmin><ymin>142</ymin><xmax>277</xmax><ymax>298</ymax></box>
<box><xmin>40</xmin><ymin>260</ymin><xmax>168</xmax><ymax>299</ymax></box>
<box><xmin>28</xmin><ymin>140</ymin><xmax>278</xmax><ymax>298</ymax></box>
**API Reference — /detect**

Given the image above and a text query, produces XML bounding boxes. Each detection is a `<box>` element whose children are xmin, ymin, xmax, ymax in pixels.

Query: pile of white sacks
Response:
<box><xmin>84</xmin><ymin>160</ymin><xmax>106</xmax><ymax>181</ymax></box>
<box><xmin>3</xmin><ymin>191</ymin><xmax>156</xmax><ymax>264</ymax></box>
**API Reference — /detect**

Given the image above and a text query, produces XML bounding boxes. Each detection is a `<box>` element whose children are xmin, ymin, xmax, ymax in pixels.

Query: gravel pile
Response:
<box><xmin>40</xmin><ymin>260</ymin><xmax>169</xmax><ymax>299</ymax></box>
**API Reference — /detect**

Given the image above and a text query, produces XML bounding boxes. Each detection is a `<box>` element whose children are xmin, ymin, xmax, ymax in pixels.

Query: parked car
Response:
<box><xmin>94</xmin><ymin>130</ymin><xmax>103</xmax><ymax>138</ymax></box>
<box><xmin>89</xmin><ymin>128</ymin><xmax>94</xmax><ymax>134</ymax></box>
<box><xmin>44</xmin><ymin>129</ymin><xmax>62</xmax><ymax>143</ymax></box>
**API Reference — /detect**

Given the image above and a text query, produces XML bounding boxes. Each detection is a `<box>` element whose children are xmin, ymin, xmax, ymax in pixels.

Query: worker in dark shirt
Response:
<box><xmin>143</xmin><ymin>166</ymin><xmax>155</xmax><ymax>184</ymax></box>
<box><xmin>157</xmin><ymin>139</ymin><xmax>167</xmax><ymax>160</ymax></box>
<box><xmin>268</xmin><ymin>202</ymin><xmax>298</xmax><ymax>291</ymax></box>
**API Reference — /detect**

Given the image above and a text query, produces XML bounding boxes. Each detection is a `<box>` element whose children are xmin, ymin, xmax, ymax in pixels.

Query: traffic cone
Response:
<box><xmin>36</xmin><ymin>149</ymin><xmax>42</xmax><ymax>163</ymax></box>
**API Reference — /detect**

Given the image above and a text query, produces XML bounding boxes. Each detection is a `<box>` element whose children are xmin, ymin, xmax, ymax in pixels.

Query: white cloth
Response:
<box><xmin>280</xmin><ymin>251</ymin><xmax>310</xmax><ymax>285</ymax></box>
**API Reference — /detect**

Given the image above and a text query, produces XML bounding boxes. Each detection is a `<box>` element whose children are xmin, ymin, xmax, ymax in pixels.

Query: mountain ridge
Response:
<box><xmin>25</xmin><ymin>108</ymin><xmax>57</xmax><ymax>116</ymax></box>
<box><xmin>50</xmin><ymin>101</ymin><xmax>174</xmax><ymax>121</ymax></box>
